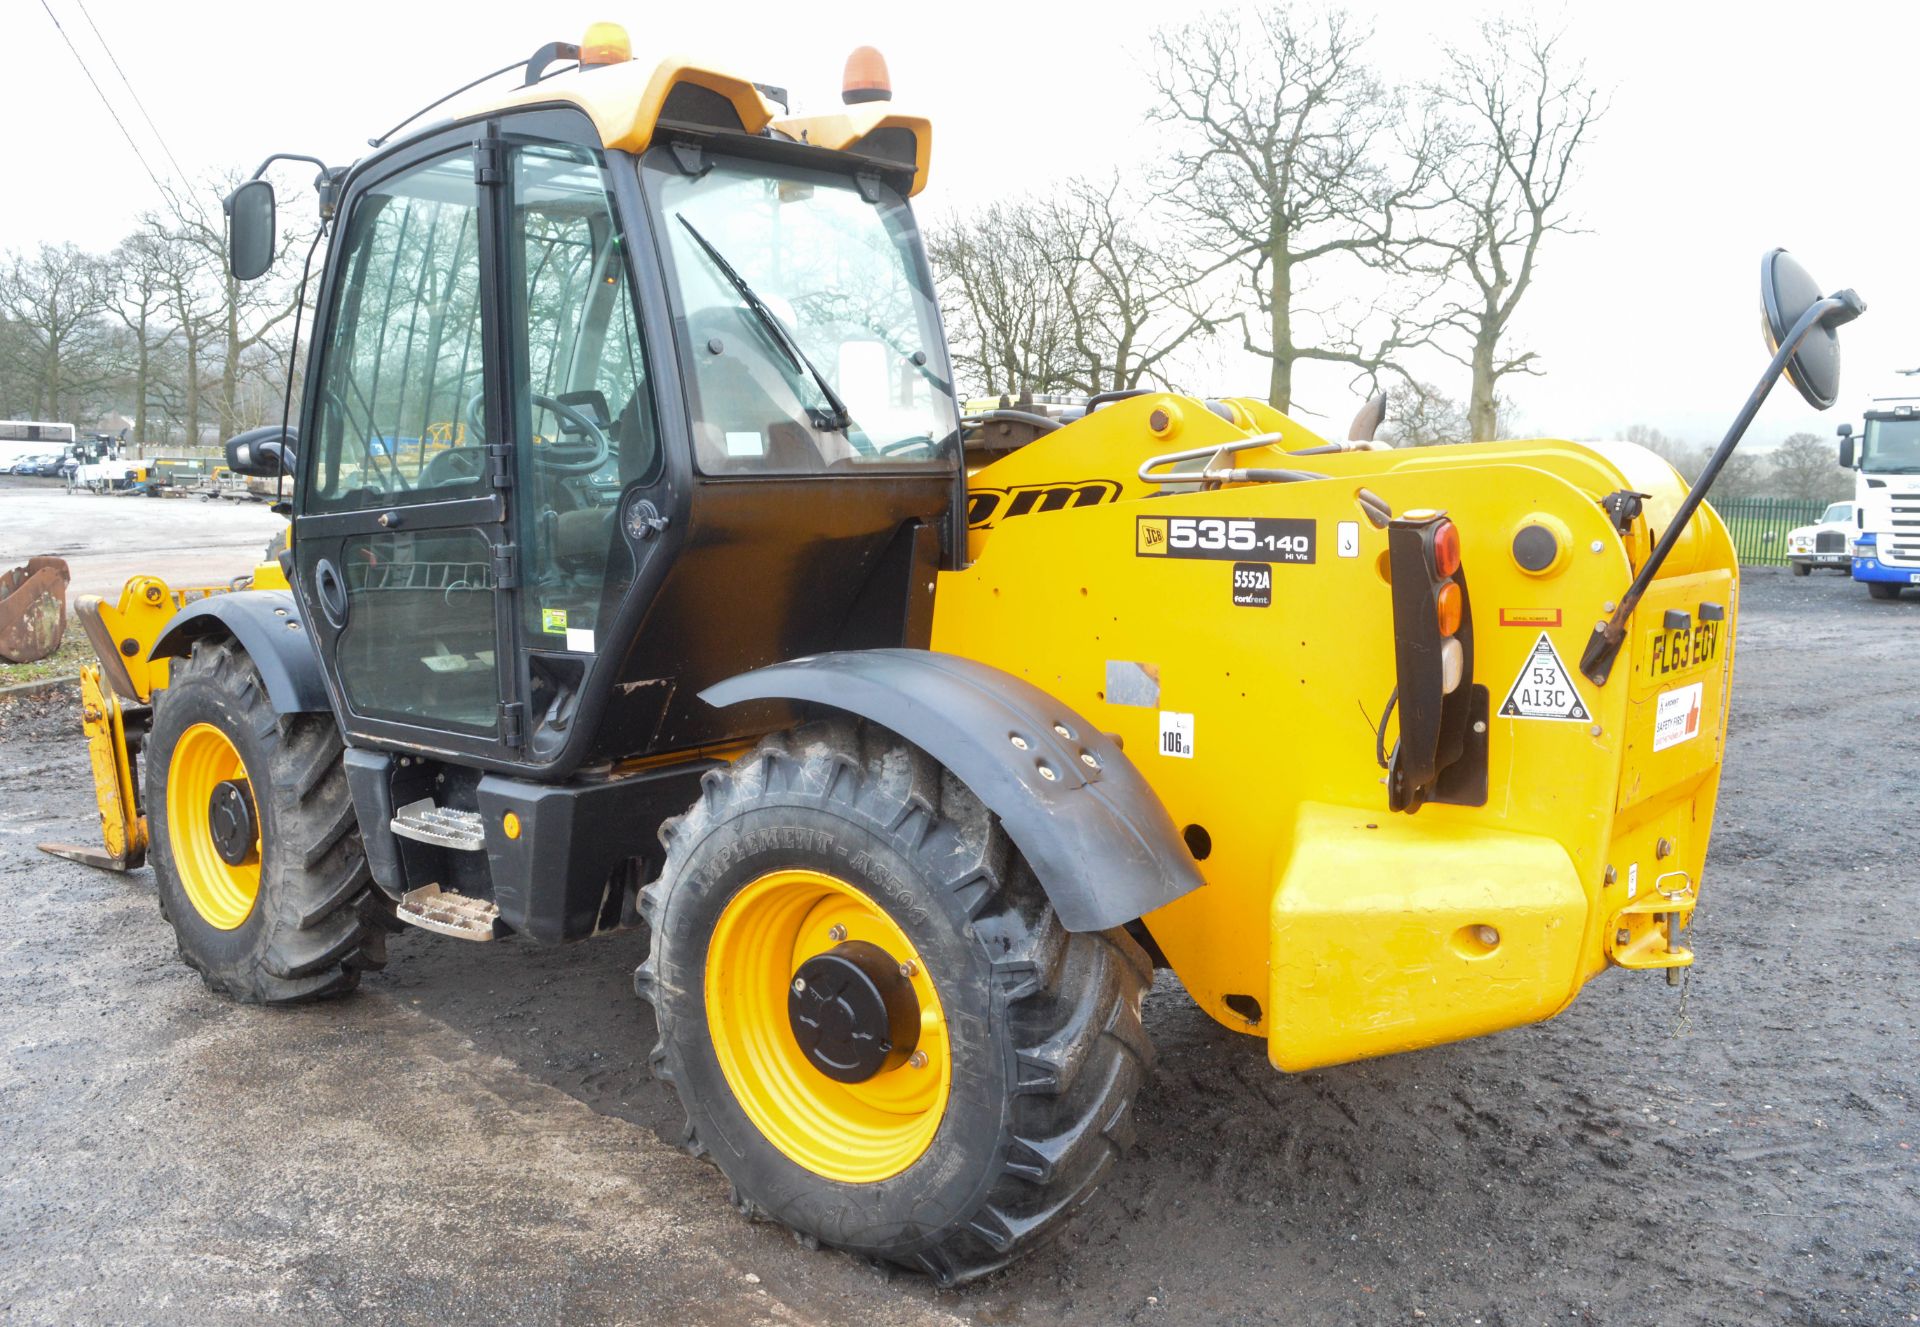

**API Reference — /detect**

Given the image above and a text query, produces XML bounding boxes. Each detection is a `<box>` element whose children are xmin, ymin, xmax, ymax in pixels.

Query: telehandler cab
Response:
<box><xmin>44</xmin><ymin>25</ymin><xmax>1863</xmax><ymax>1281</ymax></box>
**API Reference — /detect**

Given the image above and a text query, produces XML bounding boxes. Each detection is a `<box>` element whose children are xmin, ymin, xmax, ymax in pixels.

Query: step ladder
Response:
<box><xmin>391</xmin><ymin>798</ymin><xmax>486</xmax><ymax>851</ymax></box>
<box><xmin>389</xmin><ymin>799</ymin><xmax>496</xmax><ymax>940</ymax></box>
<box><xmin>397</xmin><ymin>883</ymin><xmax>500</xmax><ymax>941</ymax></box>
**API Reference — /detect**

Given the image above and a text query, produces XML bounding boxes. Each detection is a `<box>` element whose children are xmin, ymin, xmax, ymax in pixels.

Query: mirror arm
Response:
<box><xmin>244</xmin><ymin>153</ymin><xmax>341</xmax><ymax>218</ymax></box>
<box><xmin>1579</xmin><ymin>290</ymin><xmax>1865</xmax><ymax>686</ymax></box>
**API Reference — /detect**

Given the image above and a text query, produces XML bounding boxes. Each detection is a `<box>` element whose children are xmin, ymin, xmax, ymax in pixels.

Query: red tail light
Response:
<box><xmin>1432</xmin><ymin>519</ymin><xmax>1461</xmax><ymax>578</ymax></box>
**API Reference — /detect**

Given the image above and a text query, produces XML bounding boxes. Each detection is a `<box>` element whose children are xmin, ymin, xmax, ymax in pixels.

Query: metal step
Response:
<box><xmin>391</xmin><ymin>798</ymin><xmax>485</xmax><ymax>851</ymax></box>
<box><xmin>397</xmin><ymin>884</ymin><xmax>499</xmax><ymax>941</ymax></box>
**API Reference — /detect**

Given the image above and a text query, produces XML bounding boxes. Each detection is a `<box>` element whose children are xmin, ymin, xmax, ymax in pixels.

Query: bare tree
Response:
<box><xmin>1769</xmin><ymin>431</ymin><xmax>1848</xmax><ymax>502</ymax></box>
<box><xmin>1149</xmin><ymin>6</ymin><xmax>1439</xmax><ymax>411</ymax></box>
<box><xmin>0</xmin><ymin>243</ymin><xmax>115</xmax><ymax>422</ymax></box>
<box><xmin>1034</xmin><ymin>177</ymin><xmax>1222</xmax><ymax>395</ymax></box>
<box><xmin>1419</xmin><ymin>19</ymin><xmax>1603</xmax><ymax>440</ymax></box>
<box><xmin>146</xmin><ymin>213</ymin><xmax>220</xmax><ymax>447</ymax></box>
<box><xmin>1378</xmin><ymin>380</ymin><xmax>1469</xmax><ymax>447</ymax></box>
<box><xmin>928</xmin><ymin>202</ymin><xmax>1077</xmax><ymax>401</ymax></box>
<box><xmin>167</xmin><ymin>177</ymin><xmax>310</xmax><ymax>439</ymax></box>
<box><xmin>110</xmin><ymin>225</ymin><xmax>177</xmax><ymax>454</ymax></box>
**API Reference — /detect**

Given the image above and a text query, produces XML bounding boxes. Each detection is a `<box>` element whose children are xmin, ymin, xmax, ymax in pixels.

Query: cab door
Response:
<box><xmin>293</xmin><ymin>129</ymin><xmax>523</xmax><ymax>759</ymax></box>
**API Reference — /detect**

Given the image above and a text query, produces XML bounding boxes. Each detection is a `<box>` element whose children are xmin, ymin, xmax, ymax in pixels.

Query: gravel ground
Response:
<box><xmin>0</xmin><ymin>566</ymin><xmax>1914</xmax><ymax>1326</ymax></box>
<box><xmin>0</xmin><ymin>477</ymin><xmax>283</xmax><ymax>601</ymax></box>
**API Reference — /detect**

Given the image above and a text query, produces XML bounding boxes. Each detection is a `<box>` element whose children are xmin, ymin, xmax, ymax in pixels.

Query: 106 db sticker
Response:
<box><xmin>1137</xmin><ymin>516</ymin><xmax>1316</xmax><ymax>562</ymax></box>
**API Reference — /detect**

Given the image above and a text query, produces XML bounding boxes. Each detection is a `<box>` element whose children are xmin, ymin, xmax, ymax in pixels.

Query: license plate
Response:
<box><xmin>1646</xmin><ymin>618</ymin><xmax>1722</xmax><ymax>680</ymax></box>
<box><xmin>1909</xmin><ymin>573</ymin><xmax>1920</xmax><ymax>584</ymax></box>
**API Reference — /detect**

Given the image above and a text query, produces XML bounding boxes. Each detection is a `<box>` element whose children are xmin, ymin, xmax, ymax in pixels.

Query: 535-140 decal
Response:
<box><xmin>1136</xmin><ymin>516</ymin><xmax>1316</xmax><ymax>562</ymax></box>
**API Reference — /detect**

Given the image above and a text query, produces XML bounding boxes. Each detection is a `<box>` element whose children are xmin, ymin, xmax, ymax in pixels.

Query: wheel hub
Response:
<box><xmin>207</xmin><ymin>778</ymin><xmax>256</xmax><ymax>866</ymax></box>
<box><xmin>787</xmin><ymin>940</ymin><xmax>920</xmax><ymax>1083</ymax></box>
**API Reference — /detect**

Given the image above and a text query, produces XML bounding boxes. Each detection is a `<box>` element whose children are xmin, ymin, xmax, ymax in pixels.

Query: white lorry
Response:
<box><xmin>1838</xmin><ymin>397</ymin><xmax>1920</xmax><ymax>600</ymax></box>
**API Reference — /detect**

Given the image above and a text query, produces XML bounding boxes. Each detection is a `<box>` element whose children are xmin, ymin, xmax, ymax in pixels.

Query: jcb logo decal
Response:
<box><xmin>1135</xmin><ymin>516</ymin><xmax>1317</xmax><ymax>563</ymax></box>
<box><xmin>967</xmin><ymin>479</ymin><xmax>1122</xmax><ymax>529</ymax></box>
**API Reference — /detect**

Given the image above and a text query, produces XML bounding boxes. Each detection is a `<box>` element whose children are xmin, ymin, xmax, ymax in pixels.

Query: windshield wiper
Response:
<box><xmin>676</xmin><ymin>215</ymin><xmax>852</xmax><ymax>432</ymax></box>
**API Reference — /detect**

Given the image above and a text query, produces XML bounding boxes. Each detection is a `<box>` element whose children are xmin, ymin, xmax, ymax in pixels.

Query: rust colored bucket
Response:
<box><xmin>0</xmin><ymin>556</ymin><xmax>71</xmax><ymax>663</ymax></box>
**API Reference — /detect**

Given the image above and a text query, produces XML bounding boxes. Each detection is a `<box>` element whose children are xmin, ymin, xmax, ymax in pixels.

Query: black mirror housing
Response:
<box><xmin>224</xmin><ymin>179</ymin><xmax>277</xmax><ymax>281</ymax></box>
<box><xmin>225</xmin><ymin>424</ymin><xmax>297</xmax><ymax>478</ymax></box>
<box><xmin>1839</xmin><ymin>436</ymin><xmax>1856</xmax><ymax>468</ymax></box>
<box><xmin>1761</xmin><ymin>249</ymin><xmax>1842</xmax><ymax>409</ymax></box>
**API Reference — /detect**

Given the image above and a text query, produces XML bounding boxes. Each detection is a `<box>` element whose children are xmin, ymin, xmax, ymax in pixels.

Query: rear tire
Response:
<box><xmin>147</xmin><ymin>637</ymin><xmax>392</xmax><ymax>1003</ymax></box>
<box><xmin>636</xmin><ymin>719</ymin><xmax>1153</xmax><ymax>1284</ymax></box>
<box><xmin>1868</xmin><ymin>582</ymin><xmax>1903</xmax><ymax>601</ymax></box>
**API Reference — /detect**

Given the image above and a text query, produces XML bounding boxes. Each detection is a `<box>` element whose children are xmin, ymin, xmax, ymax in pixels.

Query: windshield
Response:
<box><xmin>1862</xmin><ymin>417</ymin><xmax>1920</xmax><ymax>474</ymax></box>
<box><xmin>644</xmin><ymin>153</ymin><xmax>957</xmax><ymax>474</ymax></box>
<box><xmin>1820</xmin><ymin>503</ymin><xmax>1851</xmax><ymax>524</ymax></box>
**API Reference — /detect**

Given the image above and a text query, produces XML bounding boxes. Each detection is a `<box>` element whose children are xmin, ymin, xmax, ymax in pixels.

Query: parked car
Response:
<box><xmin>1786</xmin><ymin>501</ymin><xmax>1857</xmax><ymax>575</ymax></box>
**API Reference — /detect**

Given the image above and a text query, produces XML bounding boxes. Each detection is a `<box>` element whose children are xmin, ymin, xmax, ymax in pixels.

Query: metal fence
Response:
<box><xmin>1711</xmin><ymin>496</ymin><xmax>1829</xmax><ymax>567</ymax></box>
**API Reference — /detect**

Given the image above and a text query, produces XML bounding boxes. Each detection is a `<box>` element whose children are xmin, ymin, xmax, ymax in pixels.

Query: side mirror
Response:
<box><xmin>225</xmin><ymin>424</ymin><xmax>297</xmax><ymax>478</ymax></box>
<box><xmin>1839</xmin><ymin>429</ymin><xmax>1856</xmax><ymax>469</ymax></box>
<box><xmin>1761</xmin><ymin>249</ymin><xmax>1842</xmax><ymax>409</ymax></box>
<box><xmin>224</xmin><ymin>179</ymin><xmax>277</xmax><ymax>282</ymax></box>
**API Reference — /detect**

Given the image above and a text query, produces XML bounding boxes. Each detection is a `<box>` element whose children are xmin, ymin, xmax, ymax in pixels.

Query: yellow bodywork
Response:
<box><xmin>46</xmin><ymin>556</ymin><xmax>289</xmax><ymax>873</ymax></box>
<box><xmin>452</xmin><ymin>57</ymin><xmax>932</xmax><ymax>195</ymax></box>
<box><xmin>931</xmin><ymin>394</ymin><xmax>1735</xmax><ymax>1071</ymax></box>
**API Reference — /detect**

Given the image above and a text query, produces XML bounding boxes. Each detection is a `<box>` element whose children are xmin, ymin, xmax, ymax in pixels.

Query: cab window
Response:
<box><xmin>645</xmin><ymin>154</ymin><xmax>957</xmax><ymax>475</ymax></box>
<box><xmin>506</xmin><ymin>141</ymin><xmax>658</xmax><ymax>654</ymax></box>
<box><xmin>307</xmin><ymin>153</ymin><xmax>490</xmax><ymax>512</ymax></box>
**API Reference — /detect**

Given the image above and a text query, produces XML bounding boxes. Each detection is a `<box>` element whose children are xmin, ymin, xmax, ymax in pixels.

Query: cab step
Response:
<box><xmin>391</xmin><ymin>798</ymin><xmax>486</xmax><ymax>851</ymax></box>
<box><xmin>397</xmin><ymin>883</ymin><xmax>500</xmax><ymax>941</ymax></box>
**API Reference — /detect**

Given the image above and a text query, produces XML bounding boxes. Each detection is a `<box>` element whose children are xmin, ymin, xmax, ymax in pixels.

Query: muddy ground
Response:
<box><xmin>1</xmin><ymin>567</ymin><xmax>1915</xmax><ymax>1326</ymax></box>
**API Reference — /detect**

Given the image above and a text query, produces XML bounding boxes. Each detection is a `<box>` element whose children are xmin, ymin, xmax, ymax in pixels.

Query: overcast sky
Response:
<box><xmin>6</xmin><ymin>0</ymin><xmax>1915</xmax><ymax>449</ymax></box>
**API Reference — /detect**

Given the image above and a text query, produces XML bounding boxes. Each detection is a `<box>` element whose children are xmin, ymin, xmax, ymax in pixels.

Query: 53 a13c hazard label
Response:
<box><xmin>1137</xmin><ymin>516</ymin><xmax>1315</xmax><ymax>562</ymax></box>
<box><xmin>1499</xmin><ymin>632</ymin><xmax>1591</xmax><ymax>722</ymax></box>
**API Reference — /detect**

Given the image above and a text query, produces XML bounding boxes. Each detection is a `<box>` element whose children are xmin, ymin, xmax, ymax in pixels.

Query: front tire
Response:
<box><xmin>1790</xmin><ymin>561</ymin><xmax>1812</xmax><ymax>577</ymax></box>
<box><xmin>147</xmin><ymin>637</ymin><xmax>391</xmax><ymax>1003</ymax></box>
<box><xmin>636</xmin><ymin>719</ymin><xmax>1153</xmax><ymax>1284</ymax></box>
<box><xmin>1868</xmin><ymin>582</ymin><xmax>1903</xmax><ymax>601</ymax></box>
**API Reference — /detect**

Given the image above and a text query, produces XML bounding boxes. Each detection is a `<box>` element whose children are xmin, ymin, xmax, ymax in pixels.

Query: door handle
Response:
<box><xmin>314</xmin><ymin>558</ymin><xmax>348</xmax><ymax>627</ymax></box>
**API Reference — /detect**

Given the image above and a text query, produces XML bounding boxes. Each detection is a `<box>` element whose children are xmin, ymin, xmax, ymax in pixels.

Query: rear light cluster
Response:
<box><xmin>1415</xmin><ymin>512</ymin><xmax>1467</xmax><ymax>696</ymax></box>
<box><xmin>1384</xmin><ymin>508</ymin><xmax>1480</xmax><ymax>813</ymax></box>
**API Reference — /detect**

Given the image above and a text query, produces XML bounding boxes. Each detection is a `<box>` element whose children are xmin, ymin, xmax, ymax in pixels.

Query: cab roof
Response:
<box><xmin>437</xmin><ymin>54</ymin><xmax>932</xmax><ymax>195</ymax></box>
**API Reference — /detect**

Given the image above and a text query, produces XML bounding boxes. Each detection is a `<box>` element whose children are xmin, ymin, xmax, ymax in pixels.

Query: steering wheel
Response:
<box><xmin>419</xmin><ymin>444</ymin><xmax>486</xmax><ymax>488</ymax></box>
<box><xmin>464</xmin><ymin>391</ymin><xmax>613</xmax><ymax>476</ymax></box>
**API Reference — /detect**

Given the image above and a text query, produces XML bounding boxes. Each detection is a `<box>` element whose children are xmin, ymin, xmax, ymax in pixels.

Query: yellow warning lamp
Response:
<box><xmin>580</xmin><ymin>22</ymin><xmax>632</xmax><ymax>67</ymax></box>
<box><xmin>842</xmin><ymin>46</ymin><xmax>892</xmax><ymax>104</ymax></box>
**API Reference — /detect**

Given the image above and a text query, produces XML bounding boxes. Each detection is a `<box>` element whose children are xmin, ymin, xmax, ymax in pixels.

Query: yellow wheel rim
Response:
<box><xmin>706</xmin><ymin>869</ymin><xmax>951</xmax><ymax>1183</ymax></box>
<box><xmin>166</xmin><ymin>722</ymin><xmax>261</xmax><ymax>930</ymax></box>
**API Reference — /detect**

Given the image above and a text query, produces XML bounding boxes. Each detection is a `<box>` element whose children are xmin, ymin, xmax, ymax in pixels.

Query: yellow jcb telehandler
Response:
<box><xmin>44</xmin><ymin>25</ymin><xmax>1863</xmax><ymax>1282</ymax></box>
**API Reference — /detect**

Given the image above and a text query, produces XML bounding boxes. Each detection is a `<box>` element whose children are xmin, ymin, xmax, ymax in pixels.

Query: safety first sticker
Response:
<box><xmin>1498</xmin><ymin>632</ymin><xmax>1591</xmax><ymax>722</ymax></box>
<box><xmin>1652</xmin><ymin>681</ymin><xmax>1705</xmax><ymax>751</ymax></box>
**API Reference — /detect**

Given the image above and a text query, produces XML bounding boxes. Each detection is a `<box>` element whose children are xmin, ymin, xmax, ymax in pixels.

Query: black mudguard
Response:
<box><xmin>702</xmin><ymin>649</ymin><xmax>1205</xmax><ymax>932</ymax></box>
<box><xmin>150</xmin><ymin>590</ymin><xmax>330</xmax><ymax>714</ymax></box>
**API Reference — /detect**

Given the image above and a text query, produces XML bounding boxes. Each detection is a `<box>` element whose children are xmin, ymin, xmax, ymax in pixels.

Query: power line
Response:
<box><xmin>36</xmin><ymin>0</ymin><xmax>174</xmax><ymax>207</ymax></box>
<box><xmin>69</xmin><ymin>0</ymin><xmax>193</xmax><ymax>187</ymax></box>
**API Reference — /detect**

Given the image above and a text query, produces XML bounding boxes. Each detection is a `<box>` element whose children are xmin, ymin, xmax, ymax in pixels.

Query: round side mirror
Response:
<box><xmin>1761</xmin><ymin>248</ymin><xmax>1840</xmax><ymax>410</ymax></box>
<box><xmin>224</xmin><ymin>179</ymin><xmax>277</xmax><ymax>282</ymax></box>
